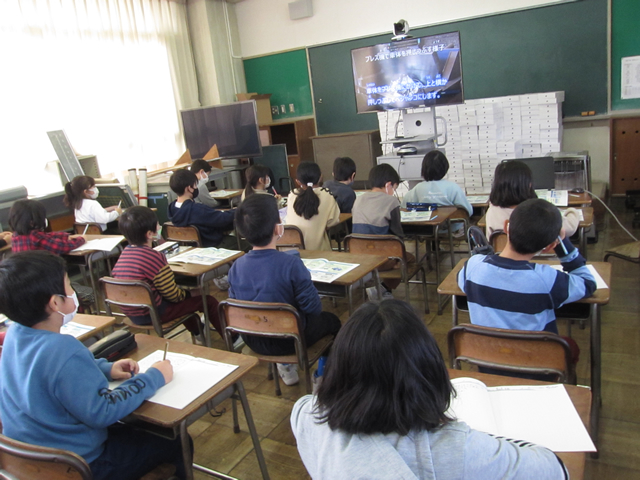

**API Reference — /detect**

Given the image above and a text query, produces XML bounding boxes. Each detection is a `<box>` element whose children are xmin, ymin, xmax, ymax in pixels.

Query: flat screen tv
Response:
<box><xmin>351</xmin><ymin>31</ymin><xmax>464</xmax><ymax>113</ymax></box>
<box><xmin>503</xmin><ymin>157</ymin><xmax>556</xmax><ymax>190</ymax></box>
<box><xmin>180</xmin><ymin>101</ymin><xmax>262</xmax><ymax>159</ymax></box>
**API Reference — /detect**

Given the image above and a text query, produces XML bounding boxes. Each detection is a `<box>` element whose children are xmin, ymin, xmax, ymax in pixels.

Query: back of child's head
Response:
<box><xmin>315</xmin><ymin>299</ymin><xmax>453</xmax><ymax>435</ymax></box>
<box><xmin>369</xmin><ymin>163</ymin><xmax>400</xmax><ymax>189</ymax></box>
<box><xmin>236</xmin><ymin>194</ymin><xmax>279</xmax><ymax>247</ymax></box>
<box><xmin>170</xmin><ymin>169</ymin><xmax>198</xmax><ymax>195</ymax></box>
<box><xmin>0</xmin><ymin>251</ymin><xmax>66</xmax><ymax>327</ymax></box>
<box><xmin>9</xmin><ymin>199</ymin><xmax>47</xmax><ymax>235</ymax></box>
<box><xmin>489</xmin><ymin>161</ymin><xmax>537</xmax><ymax>208</ymax></box>
<box><xmin>509</xmin><ymin>198</ymin><xmax>562</xmax><ymax>254</ymax></box>
<box><xmin>293</xmin><ymin>162</ymin><xmax>322</xmax><ymax>220</ymax></box>
<box><xmin>421</xmin><ymin>150</ymin><xmax>449</xmax><ymax>181</ymax></box>
<box><xmin>333</xmin><ymin>157</ymin><xmax>356</xmax><ymax>182</ymax></box>
<box><xmin>244</xmin><ymin>165</ymin><xmax>271</xmax><ymax>199</ymax></box>
<box><xmin>190</xmin><ymin>159</ymin><xmax>211</xmax><ymax>174</ymax></box>
<box><xmin>63</xmin><ymin>175</ymin><xmax>95</xmax><ymax>210</ymax></box>
<box><xmin>118</xmin><ymin>206</ymin><xmax>158</xmax><ymax>246</ymax></box>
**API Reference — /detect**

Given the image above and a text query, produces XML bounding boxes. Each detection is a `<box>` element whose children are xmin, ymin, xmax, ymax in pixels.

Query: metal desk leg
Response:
<box><xmin>198</xmin><ymin>273</ymin><xmax>212</xmax><ymax>348</ymax></box>
<box><xmin>87</xmin><ymin>252</ymin><xmax>102</xmax><ymax>313</ymax></box>
<box><xmin>448</xmin><ymin>219</ymin><xmax>455</xmax><ymax>269</ymax></box>
<box><xmin>452</xmin><ymin>295</ymin><xmax>459</xmax><ymax>327</ymax></box>
<box><xmin>590</xmin><ymin>303</ymin><xmax>601</xmax><ymax>458</ymax></box>
<box><xmin>347</xmin><ymin>285</ymin><xmax>353</xmax><ymax>315</ymax></box>
<box><xmin>180</xmin><ymin>420</ymin><xmax>194</xmax><ymax>480</ymax></box>
<box><xmin>236</xmin><ymin>382</ymin><xmax>270</xmax><ymax>480</ymax></box>
<box><xmin>434</xmin><ymin>225</ymin><xmax>441</xmax><ymax>292</ymax></box>
<box><xmin>580</xmin><ymin>226</ymin><xmax>587</xmax><ymax>260</ymax></box>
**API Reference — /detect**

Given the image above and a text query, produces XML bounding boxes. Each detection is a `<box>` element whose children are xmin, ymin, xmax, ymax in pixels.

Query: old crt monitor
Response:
<box><xmin>351</xmin><ymin>31</ymin><xmax>463</xmax><ymax>113</ymax></box>
<box><xmin>181</xmin><ymin>101</ymin><xmax>262</xmax><ymax>160</ymax></box>
<box><xmin>504</xmin><ymin>157</ymin><xmax>556</xmax><ymax>190</ymax></box>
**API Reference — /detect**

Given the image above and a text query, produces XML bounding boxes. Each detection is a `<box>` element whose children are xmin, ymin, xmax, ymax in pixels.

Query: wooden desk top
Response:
<box><xmin>338</xmin><ymin>213</ymin><xmax>352</xmax><ymax>224</ymax></box>
<box><xmin>169</xmin><ymin>251</ymin><xmax>244</xmax><ymax>277</ymax></box>
<box><xmin>478</xmin><ymin>207</ymin><xmax>594</xmax><ymax>229</ymax></box>
<box><xmin>400</xmin><ymin>206</ymin><xmax>457</xmax><ymax>225</ymax></box>
<box><xmin>568</xmin><ymin>192</ymin><xmax>592</xmax><ymax>206</ymax></box>
<box><xmin>300</xmin><ymin>250</ymin><xmax>388</xmax><ymax>286</ymax></box>
<box><xmin>209</xmin><ymin>189</ymin><xmax>242</xmax><ymax>200</ymax></box>
<box><xmin>448</xmin><ymin>369</ymin><xmax>590</xmax><ymax>480</ymax></box>
<box><xmin>73</xmin><ymin>314</ymin><xmax>116</xmax><ymax>341</ymax></box>
<box><xmin>438</xmin><ymin>258</ymin><xmax>611</xmax><ymax>305</ymax></box>
<box><xmin>125</xmin><ymin>335</ymin><xmax>258</xmax><ymax>427</ymax></box>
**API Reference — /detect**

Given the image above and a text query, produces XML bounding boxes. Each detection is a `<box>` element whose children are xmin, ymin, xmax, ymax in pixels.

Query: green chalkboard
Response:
<box><xmin>309</xmin><ymin>0</ymin><xmax>607</xmax><ymax>135</ymax></box>
<box><xmin>244</xmin><ymin>49</ymin><xmax>314</xmax><ymax>121</ymax></box>
<box><xmin>612</xmin><ymin>0</ymin><xmax>640</xmax><ymax>111</ymax></box>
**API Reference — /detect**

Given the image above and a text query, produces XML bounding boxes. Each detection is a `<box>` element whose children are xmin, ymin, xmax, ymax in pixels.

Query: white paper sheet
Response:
<box><xmin>71</xmin><ymin>236</ymin><xmax>125</xmax><ymax>253</ymax></box>
<box><xmin>550</xmin><ymin>264</ymin><xmax>607</xmax><ymax>289</ymax></box>
<box><xmin>536</xmin><ymin>190</ymin><xmax>568</xmax><ymax>207</ymax></box>
<box><xmin>209</xmin><ymin>189</ymin><xmax>241</xmax><ymax>198</ymax></box>
<box><xmin>622</xmin><ymin>55</ymin><xmax>640</xmax><ymax>100</ymax></box>
<box><xmin>400</xmin><ymin>210</ymin><xmax>433</xmax><ymax>222</ymax></box>
<box><xmin>60</xmin><ymin>321</ymin><xmax>94</xmax><ymax>338</ymax></box>
<box><xmin>466</xmin><ymin>195</ymin><xmax>490</xmax><ymax>204</ymax></box>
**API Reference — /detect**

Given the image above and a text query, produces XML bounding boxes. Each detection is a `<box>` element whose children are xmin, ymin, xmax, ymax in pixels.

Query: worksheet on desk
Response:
<box><xmin>71</xmin><ymin>236</ymin><xmax>125</xmax><ymax>252</ymax></box>
<box><xmin>108</xmin><ymin>350</ymin><xmax>238</xmax><ymax>410</ymax></box>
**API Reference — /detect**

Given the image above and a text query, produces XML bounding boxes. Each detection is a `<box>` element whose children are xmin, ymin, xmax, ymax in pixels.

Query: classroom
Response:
<box><xmin>0</xmin><ymin>0</ymin><xmax>639</xmax><ymax>478</ymax></box>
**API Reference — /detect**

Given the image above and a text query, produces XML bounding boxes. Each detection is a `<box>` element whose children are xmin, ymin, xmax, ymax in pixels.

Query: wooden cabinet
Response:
<box><xmin>259</xmin><ymin>118</ymin><xmax>316</xmax><ymax>180</ymax></box>
<box><xmin>311</xmin><ymin>130</ymin><xmax>382</xmax><ymax>187</ymax></box>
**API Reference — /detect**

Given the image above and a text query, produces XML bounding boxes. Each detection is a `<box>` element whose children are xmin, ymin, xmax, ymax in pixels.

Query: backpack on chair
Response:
<box><xmin>467</xmin><ymin>226</ymin><xmax>494</xmax><ymax>256</ymax></box>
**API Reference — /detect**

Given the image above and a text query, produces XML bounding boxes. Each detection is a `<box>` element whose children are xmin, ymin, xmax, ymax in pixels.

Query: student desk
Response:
<box><xmin>169</xmin><ymin>251</ymin><xmax>244</xmax><ymax>347</ymax></box>
<box><xmin>122</xmin><ymin>334</ymin><xmax>267</xmax><ymax>480</ymax></box>
<box><xmin>299</xmin><ymin>250</ymin><xmax>387</xmax><ymax>314</ymax></box>
<box><xmin>209</xmin><ymin>189</ymin><xmax>243</xmax><ymax>207</ymax></box>
<box><xmin>439</xmin><ymin>259</ymin><xmax>611</xmax><ymax>454</ymax></box>
<box><xmin>71</xmin><ymin>314</ymin><xmax>116</xmax><ymax>342</ymax></box>
<box><xmin>401</xmin><ymin>206</ymin><xmax>457</xmax><ymax>314</ymax></box>
<box><xmin>477</xmin><ymin>207</ymin><xmax>594</xmax><ymax>258</ymax></box>
<box><xmin>327</xmin><ymin>213</ymin><xmax>352</xmax><ymax>251</ymax></box>
<box><xmin>64</xmin><ymin>235</ymin><xmax>126</xmax><ymax>313</ymax></box>
<box><xmin>448</xmin><ymin>369</ymin><xmax>590</xmax><ymax>480</ymax></box>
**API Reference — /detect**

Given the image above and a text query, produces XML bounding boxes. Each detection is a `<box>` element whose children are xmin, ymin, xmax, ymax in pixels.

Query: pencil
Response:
<box><xmin>163</xmin><ymin>342</ymin><xmax>169</xmax><ymax>361</ymax></box>
<box><xmin>82</xmin><ymin>224</ymin><xmax>89</xmax><ymax>235</ymax></box>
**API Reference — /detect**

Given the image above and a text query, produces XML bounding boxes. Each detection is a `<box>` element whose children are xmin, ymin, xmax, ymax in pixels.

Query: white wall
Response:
<box><xmin>234</xmin><ymin>0</ymin><xmax>573</xmax><ymax>58</ymax></box>
<box><xmin>562</xmin><ymin>120</ymin><xmax>610</xmax><ymax>186</ymax></box>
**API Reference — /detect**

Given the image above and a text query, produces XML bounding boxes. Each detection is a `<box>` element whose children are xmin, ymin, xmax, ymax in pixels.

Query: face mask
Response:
<box><xmin>58</xmin><ymin>292</ymin><xmax>79</xmax><ymax>325</ymax></box>
<box><xmin>88</xmin><ymin>188</ymin><xmax>99</xmax><ymax>199</ymax></box>
<box><xmin>154</xmin><ymin>226</ymin><xmax>162</xmax><ymax>241</ymax></box>
<box><xmin>191</xmin><ymin>187</ymin><xmax>200</xmax><ymax>199</ymax></box>
<box><xmin>265</xmin><ymin>178</ymin><xmax>271</xmax><ymax>189</ymax></box>
<box><xmin>277</xmin><ymin>223</ymin><xmax>284</xmax><ymax>239</ymax></box>
<box><xmin>198</xmin><ymin>176</ymin><xmax>208</xmax><ymax>187</ymax></box>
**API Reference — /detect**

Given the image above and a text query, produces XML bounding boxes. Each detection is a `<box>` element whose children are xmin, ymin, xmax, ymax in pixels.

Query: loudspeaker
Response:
<box><xmin>288</xmin><ymin>0</ymin><xmax>312</xmax><ymax>20</ymax></box>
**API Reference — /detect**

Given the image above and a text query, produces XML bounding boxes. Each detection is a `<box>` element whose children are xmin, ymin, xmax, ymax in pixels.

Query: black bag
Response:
<box><xmin>89</xmin><ymin>330</ymin><xmax>137</xmax><ymax>361</ymax></box>
<box><xmin>467</xmin><ymin>226</ymin><xmax>494</xmax><ymax>256</ymax></box>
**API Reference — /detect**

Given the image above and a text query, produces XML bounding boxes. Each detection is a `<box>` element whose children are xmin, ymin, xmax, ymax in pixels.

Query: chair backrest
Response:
<box><xmin>99</xmin><ymin>277</ymin><xmax>163</xmax><ymax>337</ymax></box>
<box><xmin>344</xmin><ymin>234</ymin><xmax>406</xmax><ymax>261</ymax></box>
<box><xmin>0</xmin><ymin>434</ymin><xmax>92</xmax><ymax>480</ymax></box>
<box><xmin>447</xmin><ymin>323</ymin><xmax>575</xmax><ymax>383</ymax></box>
<box><xmin>162</xmin><ymin>222</ymin><xmax>202</xmax><ymax>247</ymax></box>
<box><xmin>276</xmin><ymin>225</ymin><xmax>305</xmax><ymax>251</ymax></box>
<box><xmin>489</xmin><ymin>229</ymin><xmax>508</xmax><ymax>253</ymax></box>
<box><xmin>73</xmin><ymin>223</ymin><xmax>101</xmax><ymax>235</ymax></box>
<box><xmin>218</xmin><ymin>299</ymin><xmax>307</xmax><ymax>363</ymax></box>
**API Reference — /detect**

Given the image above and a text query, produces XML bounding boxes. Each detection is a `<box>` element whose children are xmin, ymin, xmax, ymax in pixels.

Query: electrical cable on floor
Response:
<box><xmin>586</xmin><ymin>190</ymin><xmax>638</xmax><ymax>242</ymax></box>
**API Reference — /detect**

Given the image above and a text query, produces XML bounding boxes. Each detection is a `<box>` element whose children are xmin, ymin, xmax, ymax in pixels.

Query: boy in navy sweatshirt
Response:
<box><xmin>0</xmin><ymin>251</ymin><xmax>186</xmax><ymax>480</ymax></box>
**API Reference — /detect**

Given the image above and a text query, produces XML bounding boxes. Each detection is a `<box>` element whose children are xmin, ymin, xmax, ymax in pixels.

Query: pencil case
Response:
<box><xmin>406</xmin><ymin>203</ymin><xmax>438</xmax><ymax>211</ymax></box>
<box><xmin>89</xmin><ymin>330</ymin><xmax>137</xmax><ymax>361</ymax></box>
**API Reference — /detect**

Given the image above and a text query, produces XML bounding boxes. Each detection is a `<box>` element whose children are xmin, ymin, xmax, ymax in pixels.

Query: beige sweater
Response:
<box><xmin>285</xmin><ymin>188</ymin><xmax>340</xmax><ymax>251</ymax></box>
<box><xmin>485</xmin><ymin>203</ymin><xmax>580</xmax><ymax>237</ymax></box>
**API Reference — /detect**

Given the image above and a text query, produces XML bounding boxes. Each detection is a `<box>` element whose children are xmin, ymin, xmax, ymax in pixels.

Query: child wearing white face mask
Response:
<box><xmin>64</xmin><ymin>175</ymin><xmax>122</xmax><ymax>233</ymax></box>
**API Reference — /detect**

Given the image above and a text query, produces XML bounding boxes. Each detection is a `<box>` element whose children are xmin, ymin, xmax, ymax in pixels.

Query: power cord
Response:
<box><xmin>585</xmin><ymin>190</ymin><xmax>638</xmax><ymax>242</ymax></box>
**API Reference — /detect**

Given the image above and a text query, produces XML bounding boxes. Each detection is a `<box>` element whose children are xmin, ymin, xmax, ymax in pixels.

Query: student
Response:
<box><xmin>166</xmin><ymin>159</ymin><xmax>220</xmax><ymax>209</ymax></box>
<box><xmin>9</xmin><ymin>199</ymin><xmax>86</xmax><ymax>254</ymax></box>
<box><xmin>0</xmin><ymin>251</ymin><xmax>186</xmax><ymax>480</ymax></box>
<box><xmin>64</xmin><ymin>175</ymin><xmax>122</xmax><ymax>233</ymax></box>
<box><xmin>486</xmin><ymin>160</ymin><xmax>580</xmax><ymax>237</ymax></box>
<box><xmin>241</xmin><ymin>164</ymin><xmax>285</xmax><ymax>207</ymax></box>
<box><xmin>291</xmin><ymin>299</ymin><xmax>568</xmax><ymax>480</ymax></box>
<box><xmin>167</xmin><ymin>169</ymin><xmax>241</xmax><ymax>250</ymax></box>
<box><xmin>458</xmin><ymin>198</ymin><xmax>596</xmax><ymax>334</ymax></box>
<box><xmin>285</xmin><ymin>162</ymin><xmax>340</xmax><ymax>251</ymax></box>
<box><xmin>112</xmin><ymin>206</ymin><xmax>223</xmax><ymax>339</ymax></box>
<box><xmin>352</xmin><ymin>163</ymin><xmax>402</xmax><ymax>236</ymax></box>
<box><xmin>229</xmin><ymin>194</ymin><xmax>341</xmax><ymax>386</ymax></box>
<box><xmin>323</xmin><ymin>157</ymin><xmax>357</xmax><ymax>213</ymax></box>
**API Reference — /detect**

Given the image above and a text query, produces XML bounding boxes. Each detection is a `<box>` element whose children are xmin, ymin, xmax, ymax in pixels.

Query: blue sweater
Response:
<box><xmin>0</xmin><ymin>323</ymin><xmax>165</xmax><ymax>463</ymax></box>
<box><xmin>458</xmin><ymin>238</ymin><xmax>597</xmax><ymax>331</ymax></box>
<box><xmin>403</xmin><ymin>179</ymin><xmax>473</xmax><ymax>216</ymax></box>
<box><xmin>228</xmin><ymin>249</ymin><xmax>321</xmax><ymax>335</ymax></box>
<box><xmin>167</xmin><ymin>199</ymin><xmax>235</xmax><ymax>247</ymax></box>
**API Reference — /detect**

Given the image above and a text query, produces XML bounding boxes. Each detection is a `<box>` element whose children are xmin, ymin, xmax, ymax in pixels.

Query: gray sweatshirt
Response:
<box><xmin>291</xmin><ymin>395</ymin><xmax>568</xmax><ymax>480</ymax></box>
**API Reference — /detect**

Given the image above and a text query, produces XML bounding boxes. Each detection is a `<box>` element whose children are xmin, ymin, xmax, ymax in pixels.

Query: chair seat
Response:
<box><xmin>605</xmin><ymin>241</ymin><xmax>640</xmax><ymax>261</ymax></box>
<box><xmin>378</xmin><ymin>262</ymin><xmax>422</xmax><ymax>281</ymax></box>
<box><xmin>241</xmin><ymin>335</ymin><xmax>334</xmax><ymax>369</ymax></box>
<box><xmin>123</xmin><ymin>313</ymin><xmax>199</xmax><ymax>336</ymax></box>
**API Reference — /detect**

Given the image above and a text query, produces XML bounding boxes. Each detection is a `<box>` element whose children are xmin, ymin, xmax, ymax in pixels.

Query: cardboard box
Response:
<box><xmin>236</xmin><ymin>93</ymin><xmax>273</xmax><ymax>126</ymax></box>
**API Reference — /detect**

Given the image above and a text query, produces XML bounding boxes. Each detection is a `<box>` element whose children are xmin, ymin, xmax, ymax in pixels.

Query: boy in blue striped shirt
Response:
<box><xmin>458</xmin><ymin>198</ymin><xmax>596</xmax><ymax>334</ymax></box>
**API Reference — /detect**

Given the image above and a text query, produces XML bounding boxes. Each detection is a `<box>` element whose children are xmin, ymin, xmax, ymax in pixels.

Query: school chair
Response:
<box><xmin>276</xmin><ymin>225</ymin><xmax>306</xmax><ymax>251</ymax></box>
<box><xmin>489</xmin><ymin>229</ymin><xmax>508</xmax><ymax>253</ymax></box>
<box><xmin>162</xmin><ymin>222</ymin><xmax>202</xmax><ymax>247</ymax></box>
<box><xmin>99</xmin><ymin>277</ymin><xmax>204</xmax><ymax>343</ymax></box>
<box><xmin>218</xmin><ymin>299</ymin><xmax>334</xmax><ymax>396</ymax></box>
<box><xmin>344</xmin><ymin>234</ymin><xmax>429</xmax><ymax>314</ymax></box>
<box><xmin>73</xmin><ymin>223</ymin><xmax>102</xmax><ymax>235</ymax></box>
<box><xmin>604</xmin><ymin>240</ymin><xmax>640</xmax><ymax>265</ymax></box>
<box><xmin>447</xmin><ymin>323</ymin><xmax>576</xmax><ymax>384</ymax></box>
<box><xmin>0</xmin><ymin>433</ymin><xmax>92</xmax><ymax>480</ymax></box>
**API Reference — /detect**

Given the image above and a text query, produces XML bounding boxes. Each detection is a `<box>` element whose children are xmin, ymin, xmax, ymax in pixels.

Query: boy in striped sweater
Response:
<box><xmin>112</xmin><ymin>206</ymin><xmax>222</xmax><ymax>339</ymax></box>
<box><xmin>458</xmin><ymin>198</ymin><xmax>596</xmax><ymax>334</ymax></box>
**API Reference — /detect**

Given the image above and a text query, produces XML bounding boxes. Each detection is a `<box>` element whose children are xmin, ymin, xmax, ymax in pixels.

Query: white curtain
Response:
<box><xmin>0</xmin><ymin>0</ymin><xmax>200</xmax><ymax>195</ymax></box>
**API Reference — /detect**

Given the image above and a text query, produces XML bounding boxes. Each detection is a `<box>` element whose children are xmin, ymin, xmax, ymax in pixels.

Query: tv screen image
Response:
<box><xmin>351</xmin><ymin>31</ymin><xmax>464</xmax><ymax>113</ymax></box>
<box><xmin>180</xmin><ymin>101</ymin><xmax>262</xmax><ymax>160</ymax></box>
